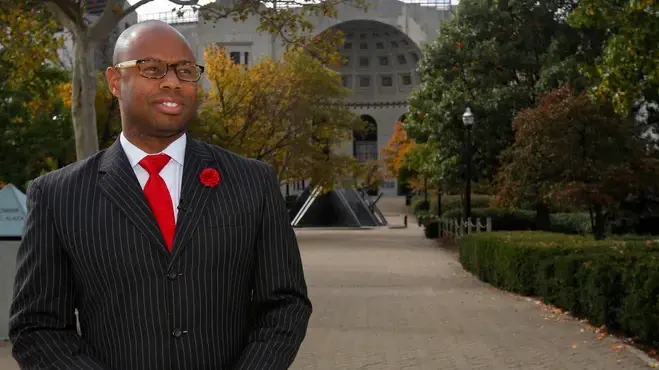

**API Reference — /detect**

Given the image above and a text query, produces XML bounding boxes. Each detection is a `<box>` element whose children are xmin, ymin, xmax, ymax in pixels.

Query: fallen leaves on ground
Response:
<box><xmin>611</xmin><ymin>344</ymin><xmax>626</xmax><ymax>352</ymax></box>
<box><xmin>522</xmin><ymin>297</ymin><xmax>659</xmax><ymax>360</ymax></box>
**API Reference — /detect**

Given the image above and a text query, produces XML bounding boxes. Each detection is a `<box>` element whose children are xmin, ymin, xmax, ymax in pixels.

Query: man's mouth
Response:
<box><xmin>153</xmin><ymin>98</ymin><xmax>184</xmax><ymax>115</ymax></box>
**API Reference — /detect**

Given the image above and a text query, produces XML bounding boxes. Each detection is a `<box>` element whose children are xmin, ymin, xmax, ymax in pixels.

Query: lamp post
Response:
<box><xmin>462</xmin><ymin>107</ymin><xmax>474</xmax><ymax>219</ymax></box>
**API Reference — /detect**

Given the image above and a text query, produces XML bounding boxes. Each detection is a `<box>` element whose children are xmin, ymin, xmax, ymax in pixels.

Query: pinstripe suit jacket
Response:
<box><xmin>9</xmin><ymin>135</ymin><xmax>312</xmax><ymax>370</ymax></box>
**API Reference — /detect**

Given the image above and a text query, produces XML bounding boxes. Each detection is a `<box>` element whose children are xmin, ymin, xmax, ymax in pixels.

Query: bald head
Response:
<box><xmin>105</xmin><ymin>19</ymin><xmax>200</xmax><ymax>153</ymax></box>
<box><xmin>112</xmin><ymin>20</ymin><xmax>192</xmax><ymax>65</ymax></box>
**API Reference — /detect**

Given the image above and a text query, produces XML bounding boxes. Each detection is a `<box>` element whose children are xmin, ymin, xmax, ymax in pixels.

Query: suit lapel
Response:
<box><xmin>170</xmin><ymin>136</ymin><xmax>218</xmax><ymax>260</ymax></box>
<box><xmin>98</xmin><ymin>139</ymin><xmax>170</xmax><ymax>257</ymax></box>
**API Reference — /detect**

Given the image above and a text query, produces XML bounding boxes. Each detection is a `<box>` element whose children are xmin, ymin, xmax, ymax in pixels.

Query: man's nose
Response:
<box><xmin>159</xmin><ymin>67</ymin><xmax>182</xmax><ymax>90</ymax></box>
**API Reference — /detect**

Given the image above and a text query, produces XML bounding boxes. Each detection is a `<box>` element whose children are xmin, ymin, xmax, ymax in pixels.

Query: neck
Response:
<box><xmin>122</xmin><ymin>130</ymin><xmax>185</xmax><ymax>154</ymax></box>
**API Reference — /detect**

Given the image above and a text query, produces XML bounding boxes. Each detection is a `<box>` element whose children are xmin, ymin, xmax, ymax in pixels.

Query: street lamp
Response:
<box><xmin>462</xmin><ymin>107</ymin><xmax>474</xmax><ymax>219</ymax></box>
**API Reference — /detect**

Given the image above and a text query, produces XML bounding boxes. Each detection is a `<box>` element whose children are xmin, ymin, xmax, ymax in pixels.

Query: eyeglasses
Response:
<box><xmin>114</xmin><ymin>58</ymin><xmax>205</xmax><ymax>82</ymax></box>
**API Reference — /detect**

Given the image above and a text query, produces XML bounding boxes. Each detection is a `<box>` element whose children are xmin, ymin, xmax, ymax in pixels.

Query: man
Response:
<box><xmin>9</xmin><ymin>20</ymin><xmax>312</xmax><ymax>370</ymax></box>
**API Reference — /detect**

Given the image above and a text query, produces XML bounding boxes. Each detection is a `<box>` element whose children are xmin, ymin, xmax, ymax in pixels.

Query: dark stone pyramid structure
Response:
<box><xmin>289</xmin><ymin>185</ymin><xmax>387</xmax><ymax>228</ymax></box>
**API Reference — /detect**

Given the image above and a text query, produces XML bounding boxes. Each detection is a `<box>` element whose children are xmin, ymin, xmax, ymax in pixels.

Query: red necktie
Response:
<box><xmin>139</xmin><ymin>154</ymin><xmax>175</xmax><ymax>251</ymax></box>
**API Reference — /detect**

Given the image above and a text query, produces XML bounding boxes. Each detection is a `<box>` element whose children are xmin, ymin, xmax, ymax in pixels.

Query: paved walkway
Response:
<box><xmin>1</xmin><ymin>223</ymin><xmax>652</xmax><ymax>369</ymax></box>
<box><xmin>290</xmin><ymin>225</ymin><xmax>650</xmax><ymax>370</ymax></box>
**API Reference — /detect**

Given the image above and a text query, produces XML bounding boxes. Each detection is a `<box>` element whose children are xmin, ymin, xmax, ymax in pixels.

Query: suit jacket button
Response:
<box><xmin>172</xmin><ymin>329</ymin><xmax>184</xmax><ymax>338</ymax></box>
<box><xmin>167</xmin><ymin>271</ymin><xmax>178</xmax><ymax>280</ymax></box>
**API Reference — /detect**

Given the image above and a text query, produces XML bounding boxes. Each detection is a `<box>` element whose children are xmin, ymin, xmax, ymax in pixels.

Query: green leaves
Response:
<box><xmin>569</xmin><ymin>0</ymin><xmax>659</xmax><ymax>115</ymax></box>
<box><xmin>406</xmin><ymin>0</ymin><xmax>609</xmax><ymax>192</ymax></box>
<box><xmin>0</xmin><ymin>58</ymin><xmax>74</xmax><ymax>188</ymax></box>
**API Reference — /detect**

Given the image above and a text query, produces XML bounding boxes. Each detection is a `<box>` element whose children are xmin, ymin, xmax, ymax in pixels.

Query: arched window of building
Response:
<box><xmin>353</xmin><ymin>115</ymin><xmax>378</xmax><ymax>162</ymax></box>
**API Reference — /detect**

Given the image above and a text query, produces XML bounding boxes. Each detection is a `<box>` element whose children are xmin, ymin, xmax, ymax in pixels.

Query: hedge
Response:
<box><xmin>411</xmin><ymin>198</ymin><xmax>431</xmax><ymax>215</ymax></box>
<box><xmin>441</xmin><ymin>208</ymin><xmax>592</xmax><ymax>235</ymax></box>
<box><xmin>410</xmin><ymin>194</ymin><xmax>491</xmax><ymax>216</ymax></box>
<box><xmin>459</xmin><ymin>232</ymin><xmax>659</xmax><ymax>346</ymax></box>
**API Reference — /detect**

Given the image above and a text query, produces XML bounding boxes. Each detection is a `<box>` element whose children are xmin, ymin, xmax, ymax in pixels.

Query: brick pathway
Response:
<box><xmin>291</xmin><ymin>226</ymin><xmax>650</xmax><ymax>370</ymax></box>
<box><xmin>1</xmin><ymin>225</ymin><xmax>651</xmax><ymax>369</ymax></box>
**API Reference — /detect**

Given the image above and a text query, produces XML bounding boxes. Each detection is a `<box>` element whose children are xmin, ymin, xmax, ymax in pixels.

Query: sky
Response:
<box><xmin>128</xmin><ymin>0</ymin><xmax>458</xmax><ymax>15</ymax></box>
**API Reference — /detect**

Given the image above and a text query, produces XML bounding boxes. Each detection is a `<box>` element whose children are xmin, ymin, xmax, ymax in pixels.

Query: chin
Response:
<box><xmin>152</xmin><ymin>117</ymin><xmax>189</xmax><ymax>136</ymax></box>
<box><xmin>156</xmin><ymin>126</ymin><xmax>186</xmax><ymax>137</ymax></box>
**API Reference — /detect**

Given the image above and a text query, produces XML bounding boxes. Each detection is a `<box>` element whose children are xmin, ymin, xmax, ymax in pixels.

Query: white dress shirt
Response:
<box><xmin>119</xmin><ymin>132</ymin><xmax>186</xmax><ymax>223</ymax></box>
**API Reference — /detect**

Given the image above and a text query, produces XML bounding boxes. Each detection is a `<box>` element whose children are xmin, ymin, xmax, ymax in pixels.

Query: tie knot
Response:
<box><xmin>139</xmin><ymin>154</ymin><xmax>171</xmax><ymax>175</ymax></box>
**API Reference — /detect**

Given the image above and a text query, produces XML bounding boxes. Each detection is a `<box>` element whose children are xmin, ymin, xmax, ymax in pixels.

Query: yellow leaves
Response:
<box><xmin>58</xmin><ymin>82</ymin><xmax>73</xmax><ymax>108</ymax></box>
<box><xmin>193</xmin><ymin>44</ymin><xmax>361</xmax><ymax>187</ymax></box>
<box><xmin>0</xmin><ymin>2</ymin><xmax>64</xmax><ymax>89</ymax></box>
<box><xmin>58</xmin><ymin>73</ymin><xmax>113</xmax><ymax>112</ymax></box>
<box><xmin>381</xmin><ymin>120</ymin><xmax>416</xmax><ymax>177</ymax></box>
<box><xmin>43</xmin><ymin>156</ymin><xmax>59</xmax><ymax>171</ymax></box>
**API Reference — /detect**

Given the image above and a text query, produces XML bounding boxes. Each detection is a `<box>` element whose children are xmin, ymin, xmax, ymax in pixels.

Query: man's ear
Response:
<box><xmin>105</xmin><ymin>66</ymin><xmax>121</xmax><ymax>99</ymax></box>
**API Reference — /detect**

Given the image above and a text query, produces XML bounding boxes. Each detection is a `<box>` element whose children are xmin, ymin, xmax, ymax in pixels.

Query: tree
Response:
<box><xmin>58</xmin><ymin>72</ymin><xmax>122</xmax><ymax>150</ymax></box>
<box><xmin>492</xmin><ymin>85</ymin><xmax>659</xmax><ymax>239</ymax></box>
<box><xmin>21</xmin><ymin>0</ymin><xmax>365</xmax><ymax>161</ymax></box>
<box><xmin>0</xmin><ymin>2</ymin><xmax>65</xmax><ymax>87</ymax></box>
<box><xmin>569</xmin><ymin>0</ymin><xmax>659</xmax><ymax>116</ymax></box>
<box><xmin>0</xmin><ymin>57</ymin><xmax>75</xmax><ymax>189</ymax></box>
<box><xmin>190</xmin><ymin>44</ymin><xmax>364</xmax><ymax>188</ymax></box>
<box><xmin>0</xmin><ymin>3</ymin><xmax>75</xmax><ymax>188</ymax></box>
<box><xmin>380</xmin><ymin>120</ymin><xmax>415</xmax><ymax>178</ymax></box>
<box><xmin>381</xmin><ymin>119</ymin><xmax>419</xmax><ymax>194</ymax></box>
<box><xmin>405</xmin><ymin>0</ymin><xmax>602</xmax><ymax>191</ymax></box>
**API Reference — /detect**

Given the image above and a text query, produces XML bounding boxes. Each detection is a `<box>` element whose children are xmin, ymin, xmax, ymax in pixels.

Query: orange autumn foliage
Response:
<box><xmin>381</xmin><ymin>120</ymin><xmax>415</xmax><ymax>177</ymax></box>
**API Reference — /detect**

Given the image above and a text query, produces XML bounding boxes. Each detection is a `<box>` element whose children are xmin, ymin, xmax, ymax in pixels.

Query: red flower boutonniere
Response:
<box><xmin>200</xmin><ymin>168</ymin><xmax>220</xmax><ymax>187</ymax></box>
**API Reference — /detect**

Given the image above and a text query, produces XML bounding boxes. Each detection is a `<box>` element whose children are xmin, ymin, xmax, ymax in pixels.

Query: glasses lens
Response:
<box><xmin>138</xmin><ymin>60</ymin><xmax>168</xmax><ymax>78</ymax></box>
<box><xmin>175</xmin><ymin>63</ymin><xmax>201</xmax><ymax>82</ymax></box>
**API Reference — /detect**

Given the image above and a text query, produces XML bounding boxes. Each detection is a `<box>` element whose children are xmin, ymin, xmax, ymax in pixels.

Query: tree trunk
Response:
<box><xmin>101</xmin><ymin>97</ymin><xmax>118</xmax><ymax>147</ymax></box>
<box><xmin>535</xmin><ymin>202</ymin><xmax>551</xmax><ymax>231</ymax></box>
<box><xmin>592</xmin><ymin>204</ymin><xmax>607</xmax><ymax>240</ymax></box>
<box><xmin>436</xmin><ymin>189</ymin><xmax>442</xmax><ymax>218</ymax></box>
<box><xmin>72</xmin><ymin>31</ymin><xmax>100</xmax><ymax>160</ymax></box>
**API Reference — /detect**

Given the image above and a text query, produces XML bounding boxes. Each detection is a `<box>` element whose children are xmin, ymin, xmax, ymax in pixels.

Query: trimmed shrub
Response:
<box><xmin>459</xmin><ymin>232</ymin><xmax>659</xmax><ymax>346</ymax></box>
<box><xmin>417</xmin><ymin>212</ymin><xmax>437</xmax><ymax>227</ymax></box>
<box><xmin>411</xmin><ymin>198</ymin><xmax>430</xmax><ymax>215</ymax></box>
<box><xmin>439</xmin><ymin>194</ymin><xmax>491</xmax><ymax>214</ymax></box>
<box><xmin>619</xmin><ymin>259</ymin><xmax>659</xmax><ymax>343</ymax></box>
<box><xmin>550</xmin><ymin>213</ymin><xmax>591</xmax><ymax>235</ymax></box>
<box><xmin>411</xmin><ymin>194</ymin><xmax>491</xmax><ymax>216</ymax></box>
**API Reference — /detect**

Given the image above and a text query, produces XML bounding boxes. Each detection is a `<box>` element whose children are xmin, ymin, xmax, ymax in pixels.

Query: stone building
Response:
<box><xmin>65</xmin><ymin>0</ymin><xmax>454</xmax><ymax>195</ymax></box>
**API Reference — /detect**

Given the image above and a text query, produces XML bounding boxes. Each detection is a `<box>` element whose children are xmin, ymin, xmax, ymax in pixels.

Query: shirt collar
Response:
<box><xmin>119</xmin><ymin>131</ymin><xmax>187</xmax><ymax>168</ymax></box>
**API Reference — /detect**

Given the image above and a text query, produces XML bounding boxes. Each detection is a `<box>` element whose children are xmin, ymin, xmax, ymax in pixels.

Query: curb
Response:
<box><xmin>622</xmin><ymin>343</ymin><xmax>659</xmax><ymax>368</ymax></box>
<box><xmin>566</xmin><ymin>311</ymin><xmax>659</xmax><ymax>368</ymax></box>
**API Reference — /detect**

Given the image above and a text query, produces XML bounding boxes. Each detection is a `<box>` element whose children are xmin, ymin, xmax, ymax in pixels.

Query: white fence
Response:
<box><xmin>441</xmin><ymin>217</ymin><xmax>492</xmax><ymax>241</ymax></box>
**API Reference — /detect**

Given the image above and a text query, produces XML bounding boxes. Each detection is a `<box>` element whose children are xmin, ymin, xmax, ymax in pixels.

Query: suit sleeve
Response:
<box><xmin>9</xmin><ymin>180</ymin><xmax>109</xmax><ymax>369</ymax></box>
<box><xmin>232</xmin><ymin>165</ymin><xmax>313</xmax><ymax>370</ymax></box>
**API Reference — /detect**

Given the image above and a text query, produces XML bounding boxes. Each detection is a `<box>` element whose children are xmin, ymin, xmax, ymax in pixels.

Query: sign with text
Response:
<box><xmin>0</xmin><ymin>207</ymin><xmax>24</xmax><ymax>222</ymax></box>
<box><xmin>0</xmin><ymin>184</ymin><xmax>27</xmax><ymax>237</ymax></box>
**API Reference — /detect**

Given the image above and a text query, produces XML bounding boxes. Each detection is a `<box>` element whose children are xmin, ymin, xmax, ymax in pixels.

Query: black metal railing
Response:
<box><xmin>138</xmin><ymin>9</ymin><xmax>199</xmax><ymax>24</ymax></box>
